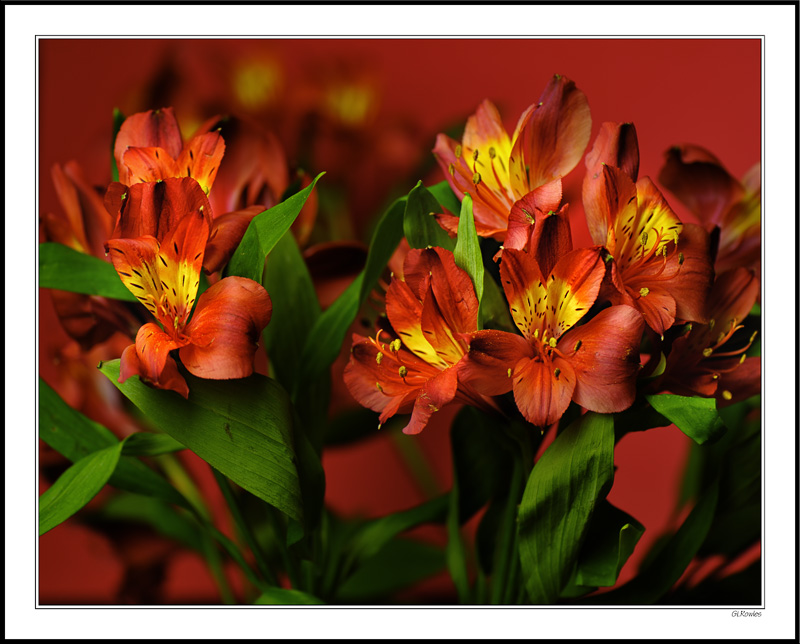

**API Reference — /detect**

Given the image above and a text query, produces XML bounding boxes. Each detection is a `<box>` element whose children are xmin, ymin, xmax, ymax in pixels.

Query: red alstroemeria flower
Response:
<box><xmin>105</xmin><ymin>188</ymin><xmax>272</xmax><ymax>398</ymax></box>
<box><xmin>653</xmin><ymin>267</ymin><xmax>760</xmax><ymax>406</ymax></box>
<box><xmin>658</xmin><ymin>144</ymin><xmax>761</xmax><ymax>276</ymax></box>
<box><xmin>584</xmin><ymin>158</ymin><xmax>713</xmax><ymax>335</ymax></box>
<box><xmin>433</xmin><ymin>74</ymin><xmax>591</xmax><ymax>240</ymax></box>
<box><xmin>461</xmin><ymin>247</ymin><xmax>644</xmax><ymax>427</ymax></box>
<box><xmin>344</xmin><ymin>247</ymin><xmax>492</xmax><ymax>435</ymax></box>
<box><xmin>114</xmin><ymin>107</ymin><xmax>225</xmax><ymax>196</ymax></box>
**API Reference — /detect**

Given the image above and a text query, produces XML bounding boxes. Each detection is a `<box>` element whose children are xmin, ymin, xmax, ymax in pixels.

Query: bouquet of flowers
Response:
<box><xmin>39</xmin><ymin>67</ymin><xmax>761</xmax><ymax>606</ymax></box>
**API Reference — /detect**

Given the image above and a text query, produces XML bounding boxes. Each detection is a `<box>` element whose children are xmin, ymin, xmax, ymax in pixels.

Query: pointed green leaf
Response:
<box><xmin>573</xmin><ymin>501</ymin><xmax>645</xmax><ymax>588</ymax></box>
<box><xmin>645</xmin><ymin>394</ymin><xmax>726</xmax><ymax>444</ymax></box>
<box><xmin>262</xmin><ymin>229</ymin><xmax>321</xmax><ymax>393</ymax></box>
<box><xmin>518</xmin><ymin>412</ymin><xmax>615</xmax><ymax>604</ymax></box>
<box><xmin>453</xmin><ymin>194</ymin><xmax>484</xmax><ymax>303</ymax></box>
<box><xmin>39</xmin><ymin>242</ymin><xmax>137</xmax><ymax>301</ymax></box>
<box><xmin>39</xmin><ymin>442</ymin><xmax>124</xmax><ymax>535</ymax></box>
<box><xmin>227</xmin><ymin>172</ymin><xmax>324</xmax><ymax>283</ymax></box>
<box><xmin>585</xmin><ymin>480</ymin><xmax>720</xmax><ymax>604</ymax></box>
<box><xmin>120</xmin><ymin>432</ymin><xmax>186</xmax><ymax>457</ymax></box>
<box><xmin>403</xmin><ymin>180</ymin><xmax>454</xmax><ymax>250</ymax></box>
<box><xmin>39</xmin><ymin>379</ymin><xmax>188</xmax><ymax>508</ymax></box>
<box><xmin>98</xmin><ymin>361</ymin><xmax>304</xmax><ymax>523</ymax></box>
<box><xmin>427</xmin><ymin>180</ymin><xmax>461</xmax><ymax>217</ymax></box>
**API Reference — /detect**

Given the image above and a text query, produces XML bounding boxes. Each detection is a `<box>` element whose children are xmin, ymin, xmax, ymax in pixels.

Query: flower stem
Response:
<box><xmin>490</xmin><ymin>456</ymin><xmax>523</xmax><ymax>604</ymax></box>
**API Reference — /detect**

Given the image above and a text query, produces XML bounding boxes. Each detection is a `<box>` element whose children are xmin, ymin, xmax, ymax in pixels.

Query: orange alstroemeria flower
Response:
<box><xmin>114</xmin><ymin>107</ymin><xmax>225</xmax><ymax>196</ymax></box>
<box><xmin>461</xmin><ymin>247</ymin><xmax>644</xmax><ymax>428</ymax></box>
<box><xmin>653</xmin><ymin>267</ymin><xmax>760</xmax><ymax>407</ymax></box>
<box><xmin>658</xmin><ymin>144</ymin><xmax>761</xmax><ymax>277</ymax></box>
<box><xmin>105</xmin><ymin>180</ymin><xmax>272</xmax><ymax>398</ymax></box>
<box><xmin>344</xmin><ymin>247</ymin><xmax>493</xmax><ymax>435</ymax></box>
<box><xmin>582</xmin><ymin>125</ymin><xmax>714</xmax><ymax>335</ymax></box>
<box><xmin>433</xmin><ymin>74</ymin><xmax>591</xmax><ymax>240</ymax></box>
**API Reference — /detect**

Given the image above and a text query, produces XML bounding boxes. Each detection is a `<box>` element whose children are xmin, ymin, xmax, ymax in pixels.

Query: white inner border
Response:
<box><xmin>7</xmin><ymin>3</ymin><xmax>796</xmax><ymax>640</ymax></box>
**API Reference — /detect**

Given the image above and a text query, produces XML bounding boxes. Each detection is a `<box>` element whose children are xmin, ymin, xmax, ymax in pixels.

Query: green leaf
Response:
<box><xmin>254</xmin><ymin>587</ymin><xmax>325</xmax><ymax>605</ymax></box>
<box><xmin>120</xmin><ymin>432</ymin><xmax>186</xmax><ymax>456</ymax></box>
<box><xmin>518</xmin><ymin>412</ymin><xmax>615</xmax><ymax>604</ymax></box>
<box><xmin>453</xmin><ymin>194</ymin><xmax>484</xmax><ymax>304</ymax></box>
<box><xmin>573</xmin><ymin>501</ymin><xmax>645</xmax><ymax>588</ymax></box>
<box><xmin>227</xmin><ymin>172</ymin><xmax>324</xmax><ymax>283</ymax></box>
<box><xmin>336</xmin><ymin>538</ymin><xmax>445</xmax><ymax>603</ymax></box>
<box><xmin>427</xmin><ymin>180</ymin><xmax>462</xmax><ymax>217</ymax></box>
<box><xmin>645</xmin><ymin>394</ymin><xmax>726</xmax><ymax>444</ymax></box>
<box><xmin>297</xmin><ymin>197</ymin><xmax>405</xmax><ymax>386</ymax></box>
<box><xmin>39</xmin><ymin>379</ymin><xmax>188</xmax><ymax>508</ymax></box>
<box><xmin>342</xmin><ymin>495</ymin><xmax>448</xmax><ymax>577</ymax></box>
<box><xmin>101</xmin><ymin>492</ymin><xmax>206</xmax><ymax>552</ymax></box>
<box><xmin>262</xmin><ymin>229</ymin><xmax>321</xmax><ymax>394</ymax></box>
<box><xmin>39</xmin><ymin>442</ymin><xmax>124</xmax><ymax>535</ymax></box>
<box><xmin>586</xmin><ymin>480</ymin><xmax>720</xmax><ymax>604</ymax></box>
<box><xmin>403</xmin><ymin>180</ymin><xmax>454</xmax><ymax>251</ymax></box>
<box><xmin>98</xmin><ymin>361</ymin><xmax>305</xmax><ymax>523</ymax></box>
<box><xmin>479</xmin><ymin>270</ymin><xmax>514</xmax><ymax>332</ymax></box>
<box><xmin>39</xmin><ymin>242</ymin><xmax>137</xmax><ymax>301</ymax></box>
<box><xmin>110</xmin><ymin>107</ymin><xmax>125</xmax><ymax>183</ymax></box>
<box><xmin>446</xmin><ymin>479</ymin><xmax>470</xmax><ymax>603</ymax></box>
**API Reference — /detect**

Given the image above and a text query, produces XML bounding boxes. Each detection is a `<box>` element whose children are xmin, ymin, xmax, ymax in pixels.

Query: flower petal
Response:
<box><xmin>508</xmin><ymin>75</ymin><xmax>592</xmax><ymax>197</ymax></box>
<box><xmin>717</xmin><ymin>356</ymin><xmax>760</xmax><ymax>407</ymax></box>
<box><xmin>658</xmin><ymin>144</ymin><xmax>744</xmax><ymax>227</ymax></box>
<box><xmin>119</xmin><ymin>322</ymin><xmax>189</xmax><ymax>398</ymax></box>
<box><xmin>180</xmin><ymin>277</ymin><xmax>272</xmax><ymax>379</ymax></box>
<box><xmin>177</xmin><ymin>131</ymin><xmax>226</xmax><ymax>195</ymax></box>
<box><xmin>114</xmin><ymin>108</ymin><xmax>183</xmax><ymax>186</ymax></box>
<box><xmin>459</xmin><ymin>329</ymin><xmax>530</xmax><ymax>396</ymax></box>
<box><xmin>504</xmin><ymin>178</ymin><xmax>565</xmax><ymax>257</ymax></box>
<box><xmin>562</xmin><ymin>304</ymin><xmax>643</xmax><ymax>414</ymax></box>
<box><xmin>122</xmin><ymin>147</ymin><xmax>178</xmax><ymax>186</ymax></box>
<box><xmin>512</xmin><ymin>355</ymin><xmax>576</xmax><ymax>427</ymax></box>
<box><xmin>403</xmin><ymin>365</ymin><xmax>460</xmax><ymax>435</ymax></box>
<box><xmin>582</xmin><ymin>122</ymin><xmax>640</xmax><ymax>245</ymax></box>
<box><xmin>111</xmin><ymin>177</ymin><xmax>212</xmax><ymax>242</ymax></box>
<box><xmin>547</xmin><ymin>247</ymin><xmax>606</xmax><ymax>338</ymax></box>
<box><xmin>203</xmin><ymin>205</ymin><xmax>264</xmax><ymax>274</ymax></box>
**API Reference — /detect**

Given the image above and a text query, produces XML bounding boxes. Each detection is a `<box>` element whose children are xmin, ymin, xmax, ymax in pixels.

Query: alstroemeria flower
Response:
<box><xmin>105</xmin><ymin>186</ymin><xmax>272</xmax><ymax>397</ymax></box>
<box><xmin>433</xmin><ymin>74</ymin><xmax>591</xmax><ymax>240</ymax></box>
<box><xmin>42</xmin><ymin>161</ymin><xmax>138</xmax><ymax>349</ymax></box>
<box><xmin>461</xmin><ymin>247</ymin><xmax>644</xmax><ymax>427</ymax></box>
<box><xmin>344</xmin><ymin>247</ymin><xmax>492</xmax><ymax>435</ymax></box>
<box><xmin>114</xmin><ymin>107</ymin><xmax>225</xmax><ymax>195</ymax></box>
<box><xmin>585</xmin><ymin>161</ymin><xmax>713</xmax><ymax>335</ymax></box>
<box><xmin>658</xmin><ymin>144</ymin><xmax>761</xmax><ymax>276</ymax></box>
<box><xmin>653</xmin><ymin>267</ymin><xmax>760</xmax><ymax>406</ymax></box>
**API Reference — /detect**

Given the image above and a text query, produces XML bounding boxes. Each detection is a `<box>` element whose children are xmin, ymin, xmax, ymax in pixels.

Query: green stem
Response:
<box><xmin>490</xmin><ymin>457</ymin><xmax>524</xmax><ymax>604</ymax></box>
<box><xmin>390</xmin><ymin>431</ymin><xmax>440</xmax><ymax>499</ymax></box>
<box><xmin>211</xmin><ymin>468</ymin><xmax>278</xmax><ymax>587</ymax></box>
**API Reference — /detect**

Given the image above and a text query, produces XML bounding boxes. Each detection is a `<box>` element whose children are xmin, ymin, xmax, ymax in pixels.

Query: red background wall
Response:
<box><xmin>38</xmin><ymin>38</ymin><xmax>760</xmax><ymax>604</ymax></box>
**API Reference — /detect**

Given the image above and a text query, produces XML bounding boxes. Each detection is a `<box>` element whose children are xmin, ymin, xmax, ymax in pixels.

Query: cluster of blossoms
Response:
<box><xmin>44</xmin><ymin>108</ymin><xmax>287</xmax><ymax>397</ymax></box>
<box><xmin>345</xmin><ymin>75</ymin><xmax>760</xmax><ymax>433</ymax></box>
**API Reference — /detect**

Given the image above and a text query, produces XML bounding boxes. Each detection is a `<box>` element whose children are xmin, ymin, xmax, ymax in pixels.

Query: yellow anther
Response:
<box><xmin>448</xmin><ymin>163</ymin><xmax>456</xmax><ymax>176</ymax></box>
<box><xmin>712</xmin><ymin>373</ymin><xmax>720</xmax><ymax>380</ymax></box>
<box><xmin>398</xmin><ymin>366</ymin><xmax>408</xmax><ymax>378</ymax></box>
<box><xmin>749</xmin><ymin>330</ymin><xmax>758</xmax><ymax>343</ymax></box>
<box><xmin>740</xmin><ymin>354</ymin><xmax>747</xmax><ymax>364</ymax></box>
<box><xmin>721</xmin><ymin>390</ymin><xmax>733</xmax><ymax>401</ymax></box>
<box><xmin>709</xmin><ymin>318</ymin><xmax>716</xmax><ymax>330</ymax></box>
<box><xmin>488</xmin><ymin>146</ymin><xmax>496</xmax><ymax>159</ymax></box>
<box><xmin>472</xmin><ymin>172</ymin><xmax>481</xmax><ymax>185</ymax></box>
<box><xmin>554</xmin><ymin>367</ymin><xmax>561</xmax><ymax>378</ymax></box>
<box><xmin>548</xmin><ymin>337</ymin><xmax>557</xmax><ymax>348</ymax></box>
<box><xmin>375</xmin><ymin>381</ymin><xmax>383</xmax><ymax>392</ymax></box>
<box><xmin>574</xmin><ymin>340</ymin><xmax>582</xmax><ymax>352</ymax></box>
<box><xmin>507</xmin><ymin>368</ymin><xmax>512</xmax><ymax>378</ymax></box>
<box><xmin>678</xmin><ymin>252</ymin><xmax>685</xmax><ymax>265</ymax></box>
<box><xmin>639</xmin><ymin>287</ymin><xmax>650</xmax><ymax>297</ymax></box>
<box><xmin>376</xmin><ymin>352</ymin><xmax>383</xmax><ymax>365</ymax></box>
<box><xmin>716</xmin><ymin>332</ymin><xmax>726</xmax><ymax>344</ymax></box>
<box><xmin>673</xmin><ymin>230</ymin><xmax>680</xmax><ymax>245</ymax></box>
<box><xmin>455</xmin><ymin>144</ymin><xmax>462</xmax><ymax>158</ymax></box>
<box><xmin>703</xmin><ymin>347</ymin><xmax>714</xmax><ymax>357</ymax></box>
<box><xmin>533</xmin><ymin>329</ymin><xmax>539</xmax><ymax>339</ymax></box>
<box><xmin>641</xmin><ymin>231</ymin><xmax>649</xmax><ymax>247</ymax></box>
<box><xmin>473</xmin><ymin>149</ymin><xmax>479</xmax><ymax>161</ymax></box>
<box><xmin>390</xmin><ymin>339</ymin><xmax>401</xmax><ymax>352</ymax></box>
